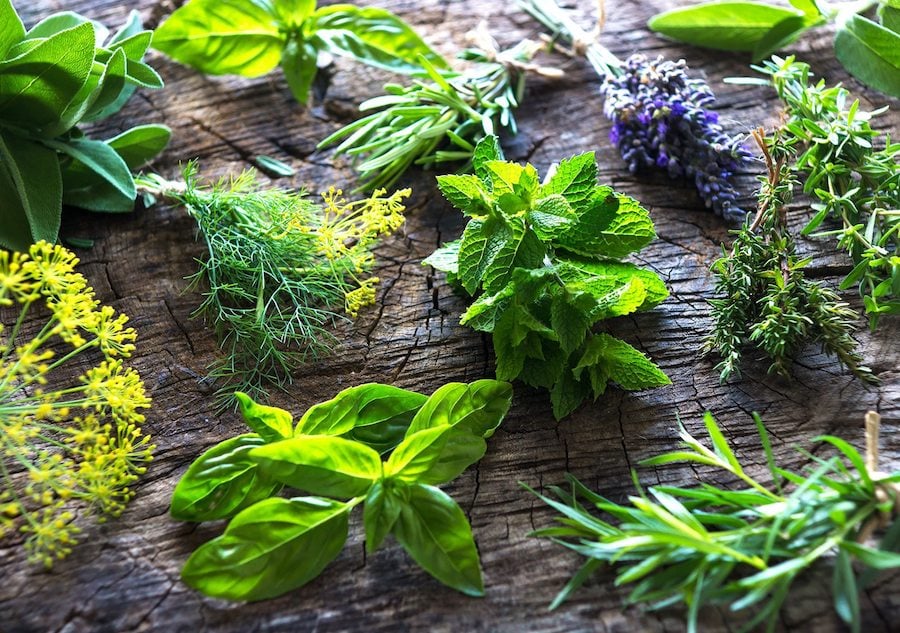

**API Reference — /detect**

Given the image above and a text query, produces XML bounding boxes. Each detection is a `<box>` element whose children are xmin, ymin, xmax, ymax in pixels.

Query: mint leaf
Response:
<box><xmin>575</xmin><ymin>333</ymin><xmax>671</xmax><ymax>396</ymax></box>
<box><xmin>422</xmin><ymin>240</ymin><xmax>460</xmax><ymax>275</ymax></box>
<box><xmin>457</xmin><ymin>216</ymin><xmax>509</xmax><ymax>294</ymax></box>
<box><xmin>472</xmin><ymin>135</ymin><xmax>503</xmax><ymax>181</ymax></box>
<box><xmin>540</xmin><ymin>152</ymin><xmax>598</xmax><ymax>212</ymax></box>
<box><xmin>550</xmin><ymin>368</ymin><xmax>591</xmax><ymax>420</ymax></box>
<box><xmin>437</xmin><ymin>174</ymin><xmax>490</xmax><ymax>216</ymax></box>
<box><xmin>559</xmin><ymin>257</ymin><xmax>669</xmax><ymax>312</ymax></box>
<box><xmin>550</xmin><ymin>290</ymin><xmax>595</xmax><ymax>354</ymax></box>
<box><xmin>558</xmin><ymin>192</ymin><xmax>656</xmax><ymax>259</ymax></box>
<box><xmin>481</xmin><ymin>219</ymin><xmax>544</xmax><ymax>294</ymax></box>
<box><xmin>529</xmin><ymin>194</ymin><xmax>576</xmax><ymax>241</ymax></box>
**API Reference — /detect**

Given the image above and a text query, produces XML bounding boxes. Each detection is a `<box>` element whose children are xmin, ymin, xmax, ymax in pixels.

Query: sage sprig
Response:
<box><xmin>318</xmin><ymin>25</ymin><xmax>561</xmax><ymax>192</ymax></box>
<box><xmin>519</xmin><ymin>0</ymin><xmax>752</xmax><ymax>219</ymax></box>
<box><xmin>153</xmin><ymin>0</ymin><xmax>448</xmax><ymax>105</ymax></box>
<box><xmin>649</xmin><ymin>0</ymin><xmax>900</xmax><ymax>98</ymax></box>
<box><xmin>172</xmin><ymin>380</ymin><xmax>513</xmax><ymax>600</ymax></box>
<box><xmin>754</xmin><ymin>56</ymin><xmax>899</xmax><ymax>327</ymax></box>
<box><xmin>424</xmin><ymin>136</ymin><xmax>670</xmax><ymax>419</ymax></box>
<box><xmin>0</xmin><ymin>2</ymin><xmax>170</xmax><ymax>251</ymax></box>
<box><xmin>137</xmin><ymin>165</ymin><xmax>409</xmax><ymax>402</ymax></box>
<box><xmin>529</xmin><ymin>411</ymin><xmax>900</xmax><ymax>633</ymax></box>
<box><xmin>705</xmin><ymin>128</ymin><xmax>873</xmax><ymax>382</ymax></box>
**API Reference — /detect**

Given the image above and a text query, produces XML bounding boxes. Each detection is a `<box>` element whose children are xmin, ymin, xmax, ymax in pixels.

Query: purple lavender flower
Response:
<box><xmin>600</xmin><ymin>54</ymin><xmax>752</xmax><ymax>220</ymax></box>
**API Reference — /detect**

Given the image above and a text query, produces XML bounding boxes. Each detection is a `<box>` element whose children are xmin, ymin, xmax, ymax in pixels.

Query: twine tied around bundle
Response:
<box><xmin>466</xmin><ymin>22</ymin><xmax>564</xmax><ymax>79</ymax></box>
<box><xmin>858</xmin><ymin>411</ymin><xmax>900</xmax><ymax>543</ymax></box>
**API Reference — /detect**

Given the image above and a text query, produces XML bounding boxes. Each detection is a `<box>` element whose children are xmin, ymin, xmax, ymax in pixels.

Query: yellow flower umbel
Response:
<box><xmin>0</xmin><ymin>242</ymin><xmax>153</xmax><ymax>567</ymax></box>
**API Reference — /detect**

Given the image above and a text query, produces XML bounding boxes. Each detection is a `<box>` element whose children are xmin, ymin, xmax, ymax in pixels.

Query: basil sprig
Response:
<box><xmin>172</xmin><ymin>380</ymin><xmax>513</xmax><ymax>600</ymax></box>
<box><xmin>153</xmin><ymin>0</ymin><xmax>449</xmax><ymax>104</ymax></box>
<box><xmin>0</xmin><ymin>1</ymin><xmax>170</xmax><ymax>251</ymax></box>
<box><xmin>648</xmin><ymin>0</ymin><xmax>900</xmax><ymax>97</ymax></box>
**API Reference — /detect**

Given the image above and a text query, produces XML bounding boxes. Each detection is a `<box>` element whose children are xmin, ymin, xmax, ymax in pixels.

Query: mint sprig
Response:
<box><xmin>424</xmin><ymin>136</ymin><xmax>670</xmax><ymax>419</ymax></box>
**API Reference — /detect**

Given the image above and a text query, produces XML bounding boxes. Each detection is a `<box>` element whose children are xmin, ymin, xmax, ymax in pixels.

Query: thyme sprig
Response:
<box><xmin>705</xmin><ymin>128</ymin><xmax>873</xmax><ymax>383</ymax></box>
<box><xmin>755</xmin><ymin>56</ymin><xmax>899</xmax><ymax>327</ymax></box>
<box><xmin>318</xmin><ymin>24</ymin><xmax>561</xmax><ymax>192</ymax></box>
<box><xmin>529</xmin><ymin>411</ymin><xmax>900</xmax><ymax>633</ymax></box>
<box><xmin>137</xmin><ymin>166</ymin><xmax>408</xmax><ymax>402</ymax></box>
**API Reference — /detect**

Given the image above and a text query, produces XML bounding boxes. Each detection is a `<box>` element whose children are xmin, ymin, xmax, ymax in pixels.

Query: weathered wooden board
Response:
<box><xmin>3</xmin><ymin>1</ymin><xmax>899</xmax><ymax>631</ymax></box>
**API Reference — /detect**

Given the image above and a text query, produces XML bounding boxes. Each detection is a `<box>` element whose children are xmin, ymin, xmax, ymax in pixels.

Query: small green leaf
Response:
<box><xmin>312</xmin><ymin>5</ymin><xmax>448</xmax><ymax>75</ymax></box>
<box><xmin>422</xmin><ymin>240</ymin><xmax>460</xmax><ymax>274</ymax></box>
<box><xmin>550</xmin><ymin>290</ymin><xmax>593</xmax><ymax>354</ymax></box>
<box><xmin>48</xmin><ymin>137</ymin><xmax>136</xmax><ymax>200</ymax></box>
<box><xmin>436</xmin><ymin>174</ymin><xmax>491</xmax><ymax>216</ymax></box>
<box><xmin>153</xmin><ymin>0</ymin><xmax>284</xmax><ymax>77</ymax></box>
<box><xmin>540</xmin><ymin>152</ymin><xmax>598</xmax><ymax>212</ymax></box>
<box><xmin>649</xmin><ymin>1</ymin><xmax>804</xmax><ymax>52</ymax></box>
<box><xmin>574</xmin><ymin>332</ymin><xmax>671</xmax><ymax>393</ymax></box>
<box><xmin>170</xmin><ymin>434</ymin><xmax>282</xmax><ymax>522</ymax></box>
<box><xmin>271</xmin><ymin>0</ymin><xmax>316</xmax><ymax>27</ymax></box>
<box><xmin>105</xmin><ymin>124</ymin><xmax>171</xmax><ymax>169</ymax></box>
<box><xmin>392</xmin><ymin>483</ymin><xmax>484</xmax><ymax>596</ymax></box>
<box><xmin>235</xmin><ymin>391</ymin><xmax>293</xmax><ymax>442</ymax></box>
<box><xmin>182</xmin><ymin>496</ymin><xmax>350</xmax><ymax>601</ymax></box>
<box><xmin>881</xmin><ymin>6</ymin><xmax>900</xmax><ymax>33</ymax></box>
<box><xmin>835</xmin><ymin>15</ymin><xmax>900</xmax><ymax>98</ymax></box>
<box><xmin>0</xmin><ymin>163</ymin><xmax>35</xmax><ymax>251</ymax></box>
<box><xmin>250</xmin><ymin>435</ymin><xmax>381</xmax><ymax>498</ymax></box>
<box><xmin>557</xmin><ymin>192</ymin><xmax>656</xmax><ymax>259</ymax></box>
<box><xmin>529</xmin><ymin>194</ymin><xmax>576</xmax><ymax>241</ymax></box>
<box><xmin>457</xmin><ymin>216</ymin><xmax>508</xmax><ymax>294</ymax></box>
<box><xmin>363</xmin><ymin>480</ymin><xmax>403</xmax><ymax>552</ymax></box>
<box><xmin>549</xmin><ymin>367</ymin><xmax>591</xmax><ymax>420</ymax></box>
<box><xmin>281</xmin><ymin>36</ymin><xmax>318</xmax><ymax>105</ymax></box>
<box><xmin>0</xmin><ymin>0</ymin><xmax>25</xmax><ymax>59</ymax></box>
<box><xmin>0</xmin><ymin>132</ymin><xmax>62</xmax><ymax>244</ymax></box>
<box><xmin>472</xmin><ymin>135</ymin><xmax>503</xmax><ymax>181</ymax></box>
<box><xmin>406</xmin><ymin>379</ymin><xmax>513</xmax><ymax>437</ymax></box>
<box><xmin>832</xmin><ymin>549</ymin><xmax>860</xmax><ymax>630</ymax></box>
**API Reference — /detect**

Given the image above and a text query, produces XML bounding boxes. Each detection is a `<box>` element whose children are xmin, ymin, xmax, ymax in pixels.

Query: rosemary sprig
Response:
<box><xmin>137</xmin><ymin>165</ymin><xmax>408</xmax><ymax>402</ymax></box>
<box><xmin>528</xmin><ymin>411</ymin><xmax>900</xmax><ymax>633</ymax></box>
<box><xmin>318</xmin><ymin>24</ymin><xmax>561</xmax><ymax>192</ymax></box>
<box><xmin>755</xmin><ymin>56</ymin><xmax>899</xmax><ymax>328</ymax></box>
<box><xmin>705</xmin><ymin>128</ymin><xmax>873</xmax><ymax>383</ymax></box>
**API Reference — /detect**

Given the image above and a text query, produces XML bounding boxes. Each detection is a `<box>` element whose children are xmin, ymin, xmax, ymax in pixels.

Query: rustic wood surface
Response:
<box><xmin>3</xmin><ymin>1</ymin><xmax>899</xmax><ymax>631</ymax></box>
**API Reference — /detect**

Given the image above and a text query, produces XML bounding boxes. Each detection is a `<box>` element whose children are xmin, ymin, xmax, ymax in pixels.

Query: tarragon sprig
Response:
<box><xmin>755</xmin><ymin>55</ymin><xmax>899</xmax><ymax>328</ymax></box>
<box><xmin>318</xmin><ymin>25</ymin><xmax>561</xmax><ymax>192</ymax></box>
<box><xmin>528</xmin><ymin>410</ymin><xmax>900</xmax><ymax>633</ymax></box>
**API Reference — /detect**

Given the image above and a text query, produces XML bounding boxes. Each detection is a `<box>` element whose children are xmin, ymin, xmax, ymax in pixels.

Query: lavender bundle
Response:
<box><xmin>519</xmin><ymin>0</ymin><xmax>752</xmax><ymax>220</ymax></box>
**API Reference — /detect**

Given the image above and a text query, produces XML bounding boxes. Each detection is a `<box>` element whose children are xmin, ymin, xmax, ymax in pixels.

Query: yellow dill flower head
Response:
<box><xmin>344</xmin><ymin>277</ymin><xmax>380</xmax><ymax>318</ymax></box>
<box><xmin>0</xmin><ymin>241</ymin><xmax>153</xmax><ymax>568</ymax></box>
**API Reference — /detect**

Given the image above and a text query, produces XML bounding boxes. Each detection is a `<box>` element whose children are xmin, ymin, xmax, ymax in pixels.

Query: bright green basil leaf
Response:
<box><xmin>170</xmin><ymin>434</ymin><xmax>282</xmax><ymax>521</ymax></box>
<box><xmin>0</xmin><ymin>22</ymin><xmax>95</xmax><ymax>131</ymax></box>
<box><xmin>281</xmin><ymin>36</ymin><xmax>319</xmax><ymax>104</ymax></box>
<box><xmin>539</xmin><ymin>151</ymin><xmax>597</xmax><ymax>213</ymax></box>
<box><xmin>386</xmin><ymin>424</ymin><xmax>487</xmax><ymax>485</ymax></box>
<box><xmin>421</xmin><ymin>239</ymin><xmax>460</xmax><ymax>274</ymax></box>
<box><xmin>0</xmin><ymin>132</ymin><xmax>62</xmax><ymax>244</ymax></box>
<box><xmin>250</xmin><ymin>435</ymin><xmax>381</xmax><ymax>498</ymax></box>
<box><xmin>392</xmin><ymin>483</ymin><xmax>484</xmax><ymax>596</ymax></box>
<box><xmin>649</xmin><ymin>1</ymin><xmax>803</xmax><ymax>52</ymax></box>
<box><xmin>312</xmin><ymin>5</ymin><xmax>448</xmax><ymax>75</ymax></box>
<box><xmin>881</xmin><ymin>5</ymin><xmax>900</xmax><ymax>33</ymax></box>
<box><xmin>406</xmin><ymin>379</ymin><xmax>513</xmax><ymax>437</ymax></box>
<box><xmin>0</xmin><ymin>0</ymin><xmax>24</xmax><ymax>59</ymax></box>
<box><xmin>789</xmin><ymin>0</ymin><xmax>821</xmax><ymax>20</ymax></box>
<box><xmin>235</xmin><ymin>391</ymin><xmax>293</xmax><ymax>442</ymax></box>
<box><xmin>47</xmin><ymin>137</ymin><xmax>136</xmax><ymax>200</ymax></box>
<box><xmin>752</xmin><ymin>15</ymin><xmax>808</xmax><ymax>60</ymax></box>
<box><xmin>0</xmin><ymin>163</ymin><xmax>35</xmax><ymax>251</ymax></box>
<box><xmin>182</xmin><ymin>496</ymin><xmax>350</xmax><ymax>601</ymax></box>
<box><xmin>835</xmin><ymin>15</ymin><xmax>900</xmax><ymax>98</ymax></box>
<box><xmin>557</xmin><ymin>192</ymin><xmax>656</xmax><ymax>259</ymax></box>
<box><xmin>296</xmin><ymin>382</ymin><xmax>427</xmax><ymax>454</ymax></box>
<box><xmin>574</xmin><ymin>332</ymin><xmax>671</xmax><ymax>397</ymax></box>
<box><xmin>153</xmin><ymin>0</ymin><xmax>284</xmax><ymax>77</ymax></box>
<box><xmin>105</xmin><ymin>124</ymin><xmax>171</xmax><ymax>169</ymax></box>
<box><xmin>363</xmin><ymin>479</ymin><xmax>403</xmax><ymax>552</ymax></box>
<box><xmin>272</xmin><ymin>0</ymin><xmax>316</xmax><ymax>28</ymax></box>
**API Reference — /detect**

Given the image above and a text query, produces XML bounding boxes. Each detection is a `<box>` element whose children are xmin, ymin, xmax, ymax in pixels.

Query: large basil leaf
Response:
<box><xmin>250</xmin><ymin>435</ymin><xmax>381</xmax><ymax>498</ymax></box>
<box><xmin>312</xmin><ymin>5</ymin><xmax>448</xmax><ymax>74</ymax></box>
<box><xmin>406</xmin><ymin>379</ymin><xmax>513</xmax><ymax>437</ymax></box>
<box><xmin>182</xmin><ymin>496</ymin><xmax>350</xmax><ymax>601</ymax></box>
<box><xmin>835</xmin><ymin>15</ymin><xmax>900</xmax><ymax>98</ymax></box>
<box><xmin>392</xmin><ymin>483</ymin><xmax>484</xmax><ymax>596</ymax></box>
<box><xmin>362</xmin><ymin>479</ymin><xmax>403</xmax><ymax>552</ymax></box>
<box><xmin>296</xmin><ymin>382</ymin><xmax>427</xmax><ymax>453</ymax></box>
<box><xmin>0</xmin><ymin>132</ymin><xmax>62</xmax><ymax>245</ymax></box>
<box><xmin>0</xmin><ymin>22</ymin><xmax>95</xmax><ymax>131</ymax></box>
<box><xmin>236</xmin><ymin>391</ymin><xmax>293</xmax><ymax>442</ymax></box>
<box><xmin>153</xmin><ymin>0</ymin><xmax>285</xmax><ymax>77</ymax></box>
<box><xmin>649</xmin><ymin>1</ymin><xmax>803</xmax><ymax>51</ymax></box>
<box><xmin>170</xmin><ymin>434</ymin><xmax>282</xmax><ymax>522</ymax></box>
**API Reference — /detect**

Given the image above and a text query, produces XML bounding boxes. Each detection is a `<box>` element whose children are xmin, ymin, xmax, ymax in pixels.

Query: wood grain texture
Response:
<box><xmin>2</xmin><ymin>1</ymin><xmax>899</xmax><ymax>631</ymax></box>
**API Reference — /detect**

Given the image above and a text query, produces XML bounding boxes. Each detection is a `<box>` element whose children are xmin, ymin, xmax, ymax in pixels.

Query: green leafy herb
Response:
<box><xmin>152</xmin><ymin>0</ymin><xmax>448</xmax><ymax>104</ymax></box>
<box><xmin>705</xmin><ymin>127</ymin><xmax>874</xmax><ymax>382</ymax></box>
<box><xmin>172</xmin><ymin>380</ymin><xmax>513</xmax><ymax>600</ymax></box>
<box><xmin>0</xmin><ymin>2</ymin><xmax>169</xmax><ymax>251</ymax></box>
<box><xmin>756</xmin><ymin>56</ymin><xmax>899</xmax><ymax>327</ymax></box>
<box><xmin>529</xmin><ymin>410</ymin><xmax>900</xmax><ymax>633</ymax></box>
<box><xmin>423</xmin><ymin>136</ymin><xmax>670</xmax><ymax>419</ymax></box>
<box><xmin>318</xmin><ymin>25</ymin><xmax>561</xmax><ymax>191</ymax></box>
<box><xmin>136</xmin><ymin>166</ymin><xmax>409</xmax><ymax>402</ymax></box>
<box><xmin>649</xmin><ymin>0</ymin><xmax>900</xmax><ymax>97</ymax></box>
